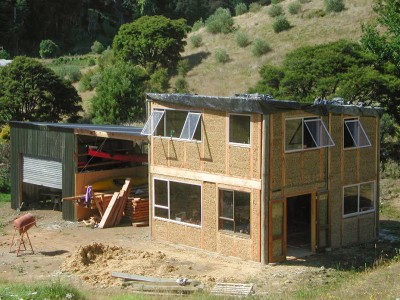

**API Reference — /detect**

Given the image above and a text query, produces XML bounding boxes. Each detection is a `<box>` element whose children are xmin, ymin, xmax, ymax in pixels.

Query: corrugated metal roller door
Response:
<box><xmin>23</xmin><ymin>156</ymin><xmax>62</xmax><ymax>189</ymax></box>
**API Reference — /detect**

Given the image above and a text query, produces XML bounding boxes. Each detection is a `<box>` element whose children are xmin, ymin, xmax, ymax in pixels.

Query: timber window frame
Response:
<box><xmin>228</xmin><ymin>113</ymin><xmax>252</xmax><ymax>147</ymax></box>
<box><xmin>218</xmin><ymin>189</ymin><xmax>251</xmax><ymax>236</ymax></box>
<box><xmin>343</xmin><ymin>181</ymin><xmax>375</xmax><ymax>218</ymax></box>
<box><xmin>285</xmin><ymin>117</ymin><xmax>335</xmax><ymax>152</ymax></box>
<box><xmin>141</xmin><ymin>109</ymin><xmax>201</xmax><ymax>142</ymax></box>
<box><xmin>343</xmin><ymin>118</ymin><xmax>371</xmax><ymax>149</ymax></box>
<box><xmin>153</xmin><ymin>178</ymin><xmax>202</xmax><ymax>227</ymax></box>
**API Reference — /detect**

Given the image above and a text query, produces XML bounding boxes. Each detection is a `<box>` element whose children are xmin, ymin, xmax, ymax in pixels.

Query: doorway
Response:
<box><xmin>286</xmin><ymin>194</ymin><xmax>312</xmax><ymax>257</ymax></box>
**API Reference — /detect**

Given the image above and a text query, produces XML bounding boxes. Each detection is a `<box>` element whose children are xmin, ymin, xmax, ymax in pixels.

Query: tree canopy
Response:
<box><xmin>112</xmin><ymin>15</ymin><xmax>188</xmax><ymax>73</ymax></box>
<box><xmin>0</xmin><ymin>56</ymin><xmax>82</xmax><ymax>124</ymax></box>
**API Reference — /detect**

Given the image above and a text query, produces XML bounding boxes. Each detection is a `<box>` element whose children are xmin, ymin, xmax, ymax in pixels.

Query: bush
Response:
<box><xmin>302</xmin><ymin>8</ymin><xmax>326</xmax><ymax>18</ymax></box>
<box><xmin>91</xmin><ymin>40</ymin><xmax>105</xmax><ymax>54</ymax></box>
<box><xmin>268</xmin><ymin>4</ymin><xmax>284</xmax><ymax>17</ymax></box>
<box><xmin>271</xmin><ymin>0</ymin><xmax>283</xmax><ymax>4</ymax></box>
<box><xmin>174</xmin><ymin>77</ymin><xmax>190</xmax><ymax>93</ymax></box>
<box><xmin>288</xmin><ymin>1</ymin><xmax>302</xmax><ymax>14</ymax></box>
<box><xmin>52</xmin><ymin>65</ymin><xmax>81</xmax><ymax>82</ymax></box>
<box><xmin>252</xmin><ymin>38</ymin><xmax>271</xmax><ymax>57</ymax></box>
<box><xmin>192</xmin><ymin>18</ymin><xmax>205</xmax><ymax>32</ymax></box>
<box><xmin>235</xmin><ymin>3</ymin><xmax>248</xmax><ymax>15</ymax></box>
<box><xmin>236</xmin><ymin>31</ymin><xmax>251</xmax><ymax>48</ymax></box>
<box><xmin>214</xmin><ymin>48</ymin><xmax>230</xmax><ymax>63</ymax></box>
<box><xmin>87</xmin><ymin>58</ymin><xmax>96</xmax><ymax>66</ymax></box>
<box><xmin>259</xmin><ymin>0</ymin><xmax>272</xmax><ymax>5</ymax></box>
<box><xmin>177</xmin><ymin>59</ymin><xmax>190</xmax><ymax>76</ymax></box>
<box><xmin>206</xmin><ymin>8</ymin><xmax>234</xmax><ymax>34</ymax></box>
<box><xmin>299</xmin><ymin>0</ymin><xmax>312</xmax><ymax>3</ymax></box>
<box><xmin>0</xmin><ymin>141</ymin><xmax>10</xmax><ymax>193</ymax></box>
<box><xmin>0</xmin><ymin>49</ymin><xmax>10</xmax><ymax>59</ymax></box>
<box><xmin>325</xmin><ymin>0</ymin><xmax>345</xmax><ymax>12</ymax></box>
<box><xmin>79</xmin><ymin>69</ymin><xmax>96</xmax><ymax>91</ymax></box>
<box><xmin>150</xmin><ymin>68</ymin><xmax>170</xmax><ymax>93</ymax></box>
<box><xmin>249</xmin><ymin>2</ymin><xmax>263</xmax><ymax>12</ymax></box>
<box><xmin>39</xmin><ymin>39</ymin><xmax>59</xmax><ymax>58</ymax></box>
<box><xmin>190</xmin><ymin>34</ymin><xmax>203</xmax><ymax>48</ymax></box>
<box><xmin>272</xmin><ymin>16</ymin><xmax>292</xmax><ymax>32</ymax></box>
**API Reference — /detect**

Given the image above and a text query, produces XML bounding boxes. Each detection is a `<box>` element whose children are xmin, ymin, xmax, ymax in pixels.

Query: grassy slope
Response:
<box><xmin>182</xmin><ymin>0</ymin><xmax>376</xmax><ymax>96</ymax></box>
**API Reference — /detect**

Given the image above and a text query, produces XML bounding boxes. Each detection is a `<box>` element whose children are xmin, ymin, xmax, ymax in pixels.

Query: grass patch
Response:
<box><xmin>0</xmin><ymin>281</ymin><xmax>85</xmax><ymax>300</ymax></box>
<box><xmin>0</xmin><ymin>193</ymin><xmax>10</xmax><ymax>202</ymax></box>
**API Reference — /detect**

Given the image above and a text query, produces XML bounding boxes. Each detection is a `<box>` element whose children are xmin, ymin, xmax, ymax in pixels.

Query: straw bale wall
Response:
<box><xmin>229</xmin><ymin>146</ymin><xmax>251</xmax><ymax>177</ymax></box>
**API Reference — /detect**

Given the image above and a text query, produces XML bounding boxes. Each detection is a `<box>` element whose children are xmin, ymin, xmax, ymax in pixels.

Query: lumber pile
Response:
<box><xmin>124</xmin><ymin>184</ymin><xmax>149</xmax><ymax>226</ymax></box>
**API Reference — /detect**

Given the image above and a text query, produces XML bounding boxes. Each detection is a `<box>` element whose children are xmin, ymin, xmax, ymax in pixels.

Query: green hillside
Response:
<box><xmin>181</xmin><ymin>0</ymin><xmax>376</xmax><ymax>96</ymax></box>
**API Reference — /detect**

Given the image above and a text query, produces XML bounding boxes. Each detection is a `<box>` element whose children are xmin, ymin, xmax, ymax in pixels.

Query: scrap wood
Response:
<box><xmin>122</xmin><ymin>283</ymin><xmax>203</xmax><ymax>294</ymax></box>
<box><xmin>210</xmin><ymin>282</ymin><xmax>254</xmax><ymax>297</ymax></box>
<box><xmin>98</xmin><ymin>192</ymin><xmax>119</xmax><ymax>228</ymax></box>
<box><xmin>112</xmin><ymin>272</ymin><xmax>178</xmax><ymax>283</ymax></box>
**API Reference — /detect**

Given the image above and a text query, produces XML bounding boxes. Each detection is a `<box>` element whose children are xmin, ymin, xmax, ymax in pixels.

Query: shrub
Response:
<box><xmin>288</xmin><ymin>1</ymin><xmax>302</xmax><ymax>14</ymax></box>
<box><xmin>79</xmin><ymin>69</ymin><xmax>96</xmax><ymax>91</ymax></box>
<box><xmin>236</xmin><ymin>31</ymin><xmax>250</xmax><ymax>48</ymax></box>
<box><xmin>192</xmin><ymin>18</ymin><xmax>205</xmax><ymax>32</ymax></box>
<box><xmin>177</xmin><ymin>59</ymin><xmax>190</xmax><ymax>76</ymax></box>
<box><xmin>271</xmin><ymin>0</ymin><xmax>283</xmax><ymax>4</ymax></box>
<box><xmin>302</xmin><ymin>8</ymin><xmax>326</xmax><ymax>18</ymax></box>
<box><xmin>52</xmin><ymin>65</ymin><xmax>81</xmax><ymax>82</ymax></box>
<box><xmin>325</xmin><ymin>0</ymin><xmax>345</xmax><ymax>12</ymax></box>
<box><xmin>150</xmin><ymin>68</ymin><xmax>170</xmax><ymax>92</ymax></box>
<box><xmin>190</xmin><ymin>34</ymin><xmax>203</xmax><ymax>48</ymax></box>
<box><xmin>0</xmin><ymin>141</ymin><xmax>10</xmax><ymax>193</ymax></box>
<box><xmin>206</xmin><ymin>8</ymin><xmax>234</xmax><ymax>34</ymax></box>
<box><xmin>87</xmin><ymin>58</ymin><xmax>96</xmax><ymax>66</ymax></box>
<box><xmin>249</xmin><ymin>2</ymin><xmax>262</xmax><ymax>12</ymax></box>
<box><xmin>272</xmin><ymin>16</ymin><xmax>292</xmax><ymax>32</ymax></box>
<box><xmin>259</xmin><ymin>0</ymin><xmax>272</xmax><ymax>5</ymax></box>
<box><xmin>39</xmin><ymin>39</ymin><xmax>59</xmax><ymax>58</ymax></box>
<box><xmin>214</xmin><ymin>48</ymin><xmax>230</xmax><ymax>63</ymax></box>
<box><xmin>91</xmin><ymin>40</ymin><xmax>105</xmax><ymax>54</ymax></box>
<box><xmin>90</xmin><ymin>71</ymin><xmax>101</xmax><ymax>88</ymax></box>
<box><xmin>235</xmin><ymin>3</ymin><xmax>248</xmax><ymax>15</ymax></box>
<box><xmin>0</xmin><ymin>49</ymin><xmax>10</xmax><ymax>59</ymax></box>
<box><xmin>174</xmin><ymin>77</ymin><xmax>190</xmax><ymax>93</ymax></box>
<box><xmin>299</xmin><ymin>0</ymin><xmax>312</xmax><ymax>3</ymax></box>
<box><xmin>252</xmin><ymin>38</ymin><xmax>271</xmax><ymax>57</ymax></box>
<box><xmin>268</xmin><ymin>4</ymin><xmax>284</xmax><ymax>17</ymax></box>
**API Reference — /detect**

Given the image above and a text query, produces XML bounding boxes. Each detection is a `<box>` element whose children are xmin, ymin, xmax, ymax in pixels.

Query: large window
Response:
<box><xmin>153</xmin><ymin>179</ymin><xmax>201</xmax><ymax>226</ymax></box>
<box><xmin>344</xmin><ymin>118</ymin><xmax>371</xmax><ymax>149</ymax></box>
<box><xmin>343</xmin><ymin>182</ymin><xmax>375</xmax><ymax>217</ymax></box>
<box><xmin>229</xmin><ymin>114</ymin><xmax>251</xmax><ymax>145</ymax></box>
<box><xmin>142</xmin><ymin>109</ymin><xmax>201</xmax><ymax>141</ymax></box>
<box><xmin>219</xmin><ymin>189</ymin><xmax>251</xmax><ymax>235</ymax></box>
<box><xmin>285</xmin><ymin>117</ymin><xmax>334</xmax><ymax>152</ymax></box>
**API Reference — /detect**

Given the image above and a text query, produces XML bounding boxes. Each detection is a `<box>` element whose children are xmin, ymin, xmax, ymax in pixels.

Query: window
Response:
<box><xmin>229</xmin><ymin>114</ymin><xmax>251</xmax><ymax>145</ymax></box>
<box><xmin>219</xmin><ymin>190</ymin><xmax>251</xmax><ymax>235</ymax></box>
<box><xmin>285</xmin><ymin>117</ymin><xmax>334</xmax><ymax>152</ymax></box>
<box><xmin>343</xmin><ymin>182</ymin><xmax>375</xmax><ymax>217</ymax></box>
<box><xmin>153</xmin><ymin>179</ymin><xmax>201</xmax><ymax>226</ymax></box>
<box><xmin>141</xmin><ymin>109</ymin><xmax>201</xmax><ymax>141</ymax></box>
<box><xmin>344</xmin><ymin>119</ymin><xmax>371</xmax><ymax>148</ymax></box>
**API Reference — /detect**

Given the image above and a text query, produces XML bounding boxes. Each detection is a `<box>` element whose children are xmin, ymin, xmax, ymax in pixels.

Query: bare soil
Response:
<box><xmin>0</xmin><ymin>202</ymin><xmax>399</xmax><ymax>299</ymax></box>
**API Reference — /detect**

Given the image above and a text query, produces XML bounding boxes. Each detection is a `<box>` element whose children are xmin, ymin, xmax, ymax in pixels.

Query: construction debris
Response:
<box><xmin>210</xmin><ymin>282</ymin><xmax>254</xmax><ymax>297</ymax></box>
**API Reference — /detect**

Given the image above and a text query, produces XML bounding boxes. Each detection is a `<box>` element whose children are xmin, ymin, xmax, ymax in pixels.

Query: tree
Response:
<box><xmin>0</xmin><ymin>56</ymin><xmax>82</xmax><ymax>124</ymax></box>
<box><xmin>91</xmin><ymin>62</ymin><xmax>149</xmax><ymax>124</ymax></box>
<box><xmin>39</xmin><ymin>39</ymin><xmax>59</xmax><ymax>58</ymax></box>
<box><xmin>112</xmin><ymin>15</ymin><xmax>188</xmax><ymax>73</ymax></box>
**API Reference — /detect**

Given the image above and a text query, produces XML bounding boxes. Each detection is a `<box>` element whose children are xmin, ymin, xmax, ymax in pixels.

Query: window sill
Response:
<box><xmin>218</xmin><ymin>229</ymin><xmax>251</xmax><ymax>239</ymax></box>
<box><xmin>342</xmin><ymin>210</ymin><xmax>375</xmax><ymax>218</ymax></box>
<box><xmin>153</xmin><ymin>216</ymin><xmax>202</xmax><ymax>228</ymax></box>
<box><xmin>284</xmin><ymin>147</ymin><xmax>323</xmax><ymax>154</ymax></box>
<box><xmin>229</xmin><ymin>142</ymin><xmax>251</xmax><ymax>148</ymax></box>
<box><xmin>344</xmin><ymin>145</ymin><xmax>372</xmax><ymax>151</ymax></box>
<box><xmin>153</xmin><ymin>136</ymin><xmax>202</xmax><ymax>143</ymax></box>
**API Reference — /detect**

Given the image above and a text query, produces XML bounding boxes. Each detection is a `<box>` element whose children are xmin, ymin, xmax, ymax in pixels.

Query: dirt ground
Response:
<box><xmin>0</xmin><ymin>202</ymin><xmax>399</xmax><ymax>299</ymax></box>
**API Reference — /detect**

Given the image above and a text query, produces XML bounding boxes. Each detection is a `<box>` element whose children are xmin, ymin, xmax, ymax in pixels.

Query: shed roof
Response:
<box><xmin>10</xmin><ymin>121</ymin><xmax>146</xmax><ymax>141</ymax></box>
<box><xmin>146</xmin><ymin>93</ymin><xmax>383</xmax><ymax>118</ymax></box>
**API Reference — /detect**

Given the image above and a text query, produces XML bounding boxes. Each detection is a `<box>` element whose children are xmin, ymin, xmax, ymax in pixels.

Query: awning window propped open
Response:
<box><xmin>303</xmin><ymin>119</ymin><xmax>335</xmax><ymax>148</ymax></box>
<box><xmin>344</xmin><ymin>119</ymin><xmax>371</xmax><ymax>148</ymax></box>
<box><xmin>141</xmin><ymin>110</ymin><xmax>165</xmax><ymax>136</ymax></box>
<box><xmin>179</xmin><ymin>112</ymin><xmax>201</xmax><ymax>140</ymax></box>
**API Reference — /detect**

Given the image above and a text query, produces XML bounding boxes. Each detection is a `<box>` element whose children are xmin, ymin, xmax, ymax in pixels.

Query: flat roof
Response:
<box><xmin>146</xmin><ymin>93</ymin><xmax>383</xmax><ymax>118</ymax></box>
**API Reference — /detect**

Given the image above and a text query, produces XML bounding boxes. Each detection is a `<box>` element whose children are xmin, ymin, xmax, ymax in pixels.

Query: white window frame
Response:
<box><xmin>284</xmin><ymin>117</ymin><xmax>335</xmax><ymax>153</ymax></box>
<box><xmin>179</xmin><ymin>112</ymin><xmax>202</xmax><ymax>141</ymax></box>
<box><xmin>342</xmin><ymin>181</ymin><xmax>375</xmax><ymax>218</ymax></box>
<box><xmin>228</xmin><ymin>113</ymin><xmax>252</xmax><ymax>148</ymax></box>
<box><xmin>153</xmin><ymin>177</ymin><xmax>202</xmax><ymax>228</ymax></box>
<box><xmin>343</xmin><ymin>118</ymin><xmax>372</xmax><ymax>149</ymax></box>
<box><xmin>141</xmin><ymin>110</ymin><xmax>165</xmax><ymax>136</ymax></box>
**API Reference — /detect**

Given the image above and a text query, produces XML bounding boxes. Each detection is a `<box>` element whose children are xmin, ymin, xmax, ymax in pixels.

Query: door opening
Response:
<box><xmin>286</xmin><ymin>194</ymin><xmax>312</xmax><ymax>258</ymax></box>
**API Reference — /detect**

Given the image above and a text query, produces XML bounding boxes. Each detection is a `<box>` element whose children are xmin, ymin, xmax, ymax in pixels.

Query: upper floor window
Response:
<box><xmin>344</xmin><ymin>118</ymin><xmax>371</xmax><ymax>149</ymax></box>
<box><xmin>219</xmin><ymin>189</ymin><xmax>250</xmax><ymax>235</ymax></box>
<box><xmin>141</xmin><ymin>109</ymin><xmax>201</xmax><ymax>141</ymax></box>
<box><xmin>229</xmin><ymin>114</ymin><xmax>251</xmax><ymax>146</ymax></box>
<box><xmin>285</xmin><ymin>117</ymin><xmax>334</xmax><ymax>152</ymax></box>
<box><xmin>343</xmin><ymin>181</ymin><xmax>375</xmax><ymax>217</ymax></box>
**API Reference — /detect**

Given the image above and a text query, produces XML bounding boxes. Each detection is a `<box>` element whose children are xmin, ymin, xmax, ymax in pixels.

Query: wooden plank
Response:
<box><xmin>98</xmin><ymin>192</ymin><xmax>119</xmax><ymax>228</ymax></box>
<box><xmin>211</xmin><ymin>283</ymin><xmax>254</xmax><ymax>296</ymax></box>
<box><xmin>112</xmin><ymin>272</ymin><xmax>178</xmax><ymax>283</ymax></box>
<box><xmin>113</xmin><ymin>178</ymin><xmax>132</xmax><ymax>226</ymax></box>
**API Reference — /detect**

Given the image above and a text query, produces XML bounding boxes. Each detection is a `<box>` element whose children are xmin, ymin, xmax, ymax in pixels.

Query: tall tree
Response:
<box><xmin>0</xmin><ymin>56</ymin><xmax>82</xmax><ymax>123</ymax></box>
<box><xmin>112</xmin><ymin>15</ymin><xmax>188</xmax><ymax>73</ymax></box>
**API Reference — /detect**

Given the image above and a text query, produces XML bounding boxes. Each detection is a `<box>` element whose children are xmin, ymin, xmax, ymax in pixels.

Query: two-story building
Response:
<box><xmin>142</xmin><ymin>93</ymin><xmax>382</xmax><ymax>264</ymax></box>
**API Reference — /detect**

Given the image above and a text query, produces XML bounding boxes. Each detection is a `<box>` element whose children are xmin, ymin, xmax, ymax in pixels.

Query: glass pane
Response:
<box><xmin>285</xmin><ymin>119</ymin><xmax>303</xmax><ymax>151</ymax></box>
<box><xmin>357</xmin><ymin>121</ymin><xmax>372</xmax><ymax>147</ymax></box>
<box><xmin>304</xmin><ymin>119</ymin><xmax>335</xmax><ymax>148</ymax></box>
<box><xmin>343</xmin><ymin>186</ymin><xmax>358</xmax><ymax>215</ymax></box>
<box><xmin>229</xmin><ymin>115</ymin><xmax>251</xmax><ymax>144</ymax></box>
<box><xmin>219</xmin><ymin>219</ymin><xmax>234</xmax><ymax>231</ymax></box>
<box><xmin>220</xmin><ymin>190</ymin><xmax>234</xmax><ymax>219</ymax></box>
<box><xmin>180</xmin><ymin>112</ymin><xmax>201</xmax><ymax>140</ymax></box>
<box><xmin>344</xmin><ymin>120</ymin><xmax>358</xmax><ymax>148</ymax></box>
<box><xmin>360</xmin><ymin>182</ymin><xmax>374</xmax><ymax>212</ymax></box>
<box><xmin>272</xmin><ymin>239</ymin><xmax>283</xmax><ymax>258</ymax></box>
<box><xmin>170</xmin><ymin>181</ymin><xmax>201</xmax><ymax>225</ymax></box>
<box><xmin>165</xmin><ymin>110</ymin><xmax>187</xmax><ymax>138</ymax></box>
<box><xmin>154</xmin><ymin>179</ymin><xmax>168</xmax><ymax>207</ymax></box>
<box><xmin>234</xmin><ymin>191</ymin><xmax>251</xmax><ymax>235</ymax></box>
<box><xmin>155</xmin><ymin>207</ymin><xmax>168</xmax><ymax>219</ymax></box>
<box><xmin>272</xmin><ymin>202</ymin><xmax>284</xmax><ymax>237</ymax></box>
<box><xmin>141</xmin><ymin>110</ymin><xmax>164</xmax><ymax>136</ymax></box>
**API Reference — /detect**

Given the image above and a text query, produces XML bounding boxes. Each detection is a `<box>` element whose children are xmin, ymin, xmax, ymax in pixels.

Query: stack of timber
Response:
<box><xmin>98</xmin><ymin>178</ymin><xmax>132</xmax><ymax>229</ymax></box>
<box><xmin>124</xmin><ymin>184</ymin><xmax>149</xmax><ymax>226</ymax></box>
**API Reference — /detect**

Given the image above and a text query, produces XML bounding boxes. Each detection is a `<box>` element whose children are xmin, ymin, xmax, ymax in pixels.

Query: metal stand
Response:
<box><xmin>9</xmin><ymin>229</ymin><xmax>34</xmax><ymax>256</ymax></box>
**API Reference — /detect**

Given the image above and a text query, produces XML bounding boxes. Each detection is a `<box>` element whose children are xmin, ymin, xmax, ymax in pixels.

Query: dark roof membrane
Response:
<box><xmin>146</xmin><ymin>93</ymin><xmax>383</xmax><ymax>117</ymax></box>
